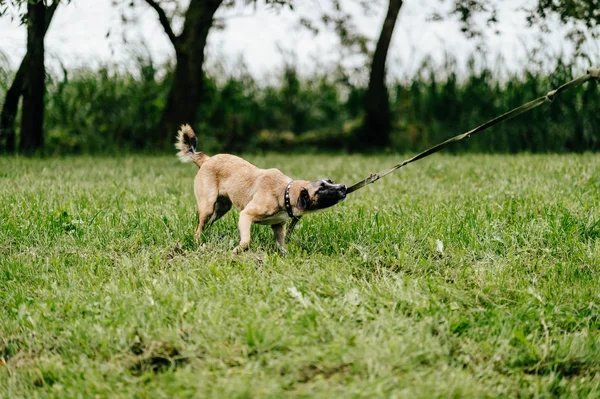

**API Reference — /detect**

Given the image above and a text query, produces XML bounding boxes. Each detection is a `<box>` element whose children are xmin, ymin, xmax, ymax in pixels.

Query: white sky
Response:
<box><xmin>0</xmin><ymin>0</ymin><xmax>592</xmax><ymax>81</ymax></box>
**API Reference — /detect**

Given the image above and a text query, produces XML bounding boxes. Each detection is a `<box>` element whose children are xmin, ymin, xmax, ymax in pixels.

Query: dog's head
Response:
<box><xmin>296</xmin><ymin>179</ymin><xmax>347</xmax><ymax>212</ymax></box>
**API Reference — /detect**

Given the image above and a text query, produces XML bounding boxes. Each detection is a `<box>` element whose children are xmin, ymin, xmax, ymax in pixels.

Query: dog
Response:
<box><xmin>175</xmin><ymin>124</ymin><xmax>347</xmax><ymax>254</ymax></box>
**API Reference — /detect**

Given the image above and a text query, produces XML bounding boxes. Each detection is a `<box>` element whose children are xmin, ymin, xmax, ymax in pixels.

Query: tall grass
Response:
<box><xmin>392</xmin><ymin>58</ymin><xmax>600</xmax><ymax>153</ymax></box>
<box><xmin>1</xmin><ymin>55</ymin><xmax>598</xmax><ymax>154</ymax></box>
<box><xmin>42</xmin><ymin>60</ymin><xmax>168</xmax><ymax>153</ymax></box>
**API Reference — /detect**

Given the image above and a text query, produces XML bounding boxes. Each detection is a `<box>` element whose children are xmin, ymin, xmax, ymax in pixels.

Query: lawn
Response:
<box><xmin>1</xmin><ymin>153</ymin><xmax>599</xmax><ymax>398</ymax></box>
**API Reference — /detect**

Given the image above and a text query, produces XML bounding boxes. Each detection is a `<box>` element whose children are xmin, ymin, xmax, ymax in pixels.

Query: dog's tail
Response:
<box><xmin>175</xmin><ymin>124</ymin><xmax>209</xmax><ymax>168</ymax></box>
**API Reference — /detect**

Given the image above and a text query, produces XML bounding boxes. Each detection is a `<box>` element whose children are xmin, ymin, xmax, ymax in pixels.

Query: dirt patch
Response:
<box><xmin>166</xmin><ymin>241</ymin><xmax>186</xmax><ymax>261</ymax></box>
<box><xmin>523</xmin><ymin>359</ymin><xmax>600</xmax><ymax>378</ymax></box>
<box><xmin>1</xmin><ymin>339</ymin><xmax>41</xmax><ymax>369</ymax></box>
<box><xmin>129</xmin><ymin>340</ymin><xmax>189</xmax><ymax>375</ymax></box>
<box><xmin>297</xmin><ymin>363</ymin><xmax>352</xmax><ymax>383</ymax></box>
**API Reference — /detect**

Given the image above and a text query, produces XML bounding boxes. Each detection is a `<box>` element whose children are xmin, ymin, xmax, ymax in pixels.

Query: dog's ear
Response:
<box><xmin>296</xmin><ymin>188</ymin><xmax>310</xmax><ymax>210</ymax></box>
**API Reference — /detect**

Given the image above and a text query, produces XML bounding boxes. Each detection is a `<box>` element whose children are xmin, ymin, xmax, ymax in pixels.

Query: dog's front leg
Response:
<box><xmin>233</xmin><ymin>211</ymin><xmax>253</xmax><ymax>254</ymax></box>
<box><xmin>271</xmin><ymin>222</ymin><xmax>288</xmax><ymax>255</ymax></box>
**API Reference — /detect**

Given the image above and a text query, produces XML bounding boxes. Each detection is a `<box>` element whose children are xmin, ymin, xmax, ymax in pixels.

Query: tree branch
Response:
<box><xmin>144</xmin><ymin>0</ymin><xmax>179</xmax><ymax>47</ymax></box>
<box><xmin>45</xmin><ymin>0</ymin><xmax>60</xmax><ymax>33</ymax></box>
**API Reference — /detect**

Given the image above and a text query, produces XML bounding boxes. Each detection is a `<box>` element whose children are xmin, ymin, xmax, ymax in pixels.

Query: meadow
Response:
<box><xmin>1</xmin><ymin>153</ymin><xmax>599</xmax><ymax>398</ymax></box>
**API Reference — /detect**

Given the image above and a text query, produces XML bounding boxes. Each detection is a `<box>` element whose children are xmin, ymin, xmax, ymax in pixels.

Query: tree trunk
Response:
<box><xmin>0</xmin><ymin>1</ymin><xmax>58</xmax><ymax>154</ymax></box>
<box><xmin>0</xmin><ymin>55</ymin><xmax>29</xmax><ymax>153</ymax></box>
<box><xmin>19</xmin><ymin>0</ymin><xmax>47</xmax><ymax>154</ymax></box>
<box><xmin>355</xmin><ymin>0</ymin><xmax>403</xmax><ymax>150</ymax></box>
<box><xmin>154</xmin><ymin>0</ymin><xmax>222</xmax><ymax>148</ymax></box>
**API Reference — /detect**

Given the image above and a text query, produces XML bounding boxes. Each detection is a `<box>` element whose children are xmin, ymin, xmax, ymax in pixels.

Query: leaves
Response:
<box><xmin>427</xmin><ymin>0</ymin><xmax>600</xmax><ymax>56</ymax></box>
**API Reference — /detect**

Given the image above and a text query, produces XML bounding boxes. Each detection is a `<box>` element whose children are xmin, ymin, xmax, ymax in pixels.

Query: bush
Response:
<box><xmin>389</xmin><ymin>58</ymin><xmax>600</xmax><ymax>153</ymax></box>
<box><xmin>1</xmin><ymin>54</ymin><xmax>598</xmax><ymax>154</ymax></box>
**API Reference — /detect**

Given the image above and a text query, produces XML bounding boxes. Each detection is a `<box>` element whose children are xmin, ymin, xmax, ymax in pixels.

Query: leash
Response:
<box><xmin>346</xmin><ymin>67</ymin><xmax>600</xmax><ymax>195</ymax></box>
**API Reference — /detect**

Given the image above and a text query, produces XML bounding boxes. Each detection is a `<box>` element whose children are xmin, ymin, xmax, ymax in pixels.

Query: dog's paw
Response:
<box><xmin>278</xmin><ymin>247</ymin><xmax>289</xmax><ymax>256</ymax></box>
<box><xmin>232</xmin><ymin>245</ymin><xmax>246</xmax><ymax>255</ymax></box>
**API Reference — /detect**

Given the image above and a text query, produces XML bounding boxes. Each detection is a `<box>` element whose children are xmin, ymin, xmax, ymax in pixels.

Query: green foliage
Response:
<box><xmin>2</xmin><ymin>56</ymin><xmax>598</xmax><ymax>154</ymax></box>
<box><xmin>196</xmin><ymin>63</ymin><xmax>349</xmax><ymax>153</ymax></box>
<box><xmin>390</xmin><ymin>58</ymin><xmax>600</xmax><ymax>153</ymax></box>
<box><xmin>1</xmin><ymin>154</ymin><xmax>599</xmax><ymax>396</ymax></box>
<box><xmin>447</xmin><ymin>0</ymin><xmax>599</xmax><ymax>54</ymax></box>
<box><xmin>42</xmin><ymin>60</ymin><xmax>169</xmax><ymax>154</ymax></box>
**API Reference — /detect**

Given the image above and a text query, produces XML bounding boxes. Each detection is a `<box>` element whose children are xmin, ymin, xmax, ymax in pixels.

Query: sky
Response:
<box><xmin>0</xmin><ymin>0</ymin><xmax>591</xmax><ymax>81</ymax></box>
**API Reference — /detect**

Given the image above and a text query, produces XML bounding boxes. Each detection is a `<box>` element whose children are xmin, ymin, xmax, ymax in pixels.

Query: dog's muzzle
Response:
<box><xmin>317</xmin><ymin>184</ymin><xmax>347</xmax><ymax>209</ymax></box>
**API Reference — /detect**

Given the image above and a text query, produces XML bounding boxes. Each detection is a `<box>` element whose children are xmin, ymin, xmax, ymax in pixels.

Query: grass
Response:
<box><xmin>1</xmin><ymin>153</ymin><xmax>599</xmax><ymax>398</ymax></box>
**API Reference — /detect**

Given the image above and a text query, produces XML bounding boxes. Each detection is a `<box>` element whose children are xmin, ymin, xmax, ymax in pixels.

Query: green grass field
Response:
<box><xmin>1</xmin><ymin>153</ymin><xmax>599</xmax><ymax>398</ymax></box>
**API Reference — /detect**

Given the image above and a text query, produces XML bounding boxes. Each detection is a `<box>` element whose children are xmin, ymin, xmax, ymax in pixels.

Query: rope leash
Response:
<box><xmin>346</xmin><ymin>67</ymin><xmax>600</xmax><ymax>195</ymax></box>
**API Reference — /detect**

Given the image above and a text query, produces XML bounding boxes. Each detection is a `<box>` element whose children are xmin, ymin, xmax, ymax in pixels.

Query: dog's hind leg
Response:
<box><xmin>271</xmin><ymin>222</ymin><xmax>288</xmax><ymax>255</ymax></box>
<box><xmin>195</xmin><ymin>206</ymin><xmax>215</xmax><ymax>240</ymax></box>
<box><xmin>195</xmin><ymin>195</ymin><xmax>218</xmax><ymax>241</ymax></box>
<box><xmin>194</xmin><ymin>173</ymin><xmax>222</xmax><ymax>241</ymax></box>
<box><xmin>233</xmin><ymin>210</ymin><xmax>254</xmax><ymax>254</ymax></box>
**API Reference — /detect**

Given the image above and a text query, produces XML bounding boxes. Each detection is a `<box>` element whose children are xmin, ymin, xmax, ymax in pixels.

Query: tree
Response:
<box><xmin>144</xmin><ymin>0</ymin><xmax>222</xmax><ymax>147</ymax></box>
<box><xmin>144</xmin><ymin>0</ymin><xmax>292</xmax><ymax>147</ymax></box>
<box><xmin>0</xmin><ymin>0</ymin><xmax>60</xmax><ymax>154</ymax></box>
<box><xmin>355</xmin><ymin>0</ymin><xmax>600</xmax><ymax>150</ymax></box>
<box><xmin>354</xmin><ymin>0</ymin><xmax>402</xmax><ymax>150</ymax></box>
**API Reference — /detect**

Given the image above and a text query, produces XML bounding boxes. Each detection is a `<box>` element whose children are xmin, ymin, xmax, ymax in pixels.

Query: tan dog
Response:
<box><xmin>175</xmin><ymin>125</ymin><xmax>347</xmax><ymax>254</ymax></box>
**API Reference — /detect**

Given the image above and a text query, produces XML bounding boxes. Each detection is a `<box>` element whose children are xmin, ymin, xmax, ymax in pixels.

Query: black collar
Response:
<box><xmin>284</xmin><ymin>180</ymin><xmax>298</xmax><ymax>220</ymax></box>
<box><xmin>284</xmin><ymin>180</ymin><xmax>302</xmax><ymax>238</ymax></box>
